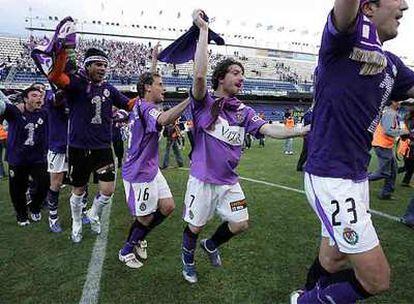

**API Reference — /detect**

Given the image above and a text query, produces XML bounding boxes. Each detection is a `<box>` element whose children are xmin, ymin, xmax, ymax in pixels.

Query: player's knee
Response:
<box><xmin>159</xmin><ymin>199</ymin><xmax>175</xmax><ymax>215</ymax></box>
<box><xmin>73</xmin><ymin>186</ymin><xmax>86</xmax><ymax>196</ymax></box>
<box><xmin>137</xmin><ymin>214</ymin><xmax>153</xmax><ymax>227</ymax></box>
<box><xmin>100</xmin><ymin>188</ymin><xmax>114</xmax><ymax>197</ymax></box>
<box><xmin>50</xmin><ymin>180</ymin><xmax>62</xmax><ymax>191</ymax></box>
<box><xmin>188</xmin><ymin>224</ymin><xmax>203</xmax><ymax>235</ymax></box>
<box><xmin>319</xmin><ymin>255</ymin><xmax>346</xmax><ymax>273</ymax></box>
<box><xmin>363</xmin><ymin>266</ymin><xmax>391</xmax><ymax>295</ymax></box>
<box><xmin>229</xmin><ymin>220</ymin><xmax>249</xmax><ymax>234</ymax></box>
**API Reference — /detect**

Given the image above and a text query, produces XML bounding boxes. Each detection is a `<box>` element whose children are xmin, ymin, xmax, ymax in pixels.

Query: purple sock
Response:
<box><xmin>47</xmin><ymin>189</ymin><xmax>60</xmax><ymax>219</ymax></box>
<box><xmin>305</xmin><ymin>257</ymin><xmax>331</xmax><ymax>291</ymax></box>
<box><xmin>148</xmin><ymin>210</ymin><xmax>167</xmax><ymax>229</ymax></box>
<box><xmin>297</xmin><ymin>286</ymin><xmax>320</xmax><ymax>303</ymax></box>
<box><xmin>182</xmin><ymin>226</ymin><xmax>198</xmax><ymax>264</ymax></box>
<box><xmin>299</xmin><ymin>269</ymin><xmax>372</xmax><ymax>304</ymax></box>
<box><xmin>121</xmin><ymin>220</ymin><xmax>149</xmax><ymax>255</ymax></box>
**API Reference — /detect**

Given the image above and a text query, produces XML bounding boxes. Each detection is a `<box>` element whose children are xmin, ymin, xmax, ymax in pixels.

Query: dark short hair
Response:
<box><xmin>30</xmin><ymin>82</ymin><xmax>46</xmax><ymax>89</ymax></box>
<box><xmin>211</xmin><ymin>58</ymin><xmax>244</xmax><ymax>90</ymax></box>
<box><xmin>22</xmin><ymin>87</ymin><xmax>41</xmax><ymax>99</ymax></box>
<box><xmin>136</xmin><ymin>72</ymin><xmax>161</xmax><ymax>98</ymax></box>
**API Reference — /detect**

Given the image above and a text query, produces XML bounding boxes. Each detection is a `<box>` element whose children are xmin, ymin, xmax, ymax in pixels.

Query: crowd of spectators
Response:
<box><xmin>0</xmin><ymin>35</ymin><xmax>310</xmax><ymax>84</ymax></box>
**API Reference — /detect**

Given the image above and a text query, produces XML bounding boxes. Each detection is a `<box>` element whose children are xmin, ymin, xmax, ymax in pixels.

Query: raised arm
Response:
<box><xmin>0</xmin><ymin>90</ymin><xmax>7</xmax><ymax>116</ymax></box>
<box><xmin>191</xmin><ymin>10</ymin><xmax>209</xmax><ymax>101</ymax></box>
<box><xmin>259</xmin><ymin>123</ymin><xmax>310</xmax><ymax>139</ymax></box>
<box><xmin>333</xmin><ymin>0</ymin><xmax>360</xmax><ymax>33</ymax></box>
<box><xmin>150</xmin><ymin>42</ymin><xmax>161</xmax><ymax>74</ymax></box>
<box><xmin>157</xmin><ymin>98</ymin><xmax>190</xmax><ymax>126</ymax></box>
<box><xmin>48</xmin><ymin>49</ymin><xmax>70</xmax><ymax>88</ymax></box>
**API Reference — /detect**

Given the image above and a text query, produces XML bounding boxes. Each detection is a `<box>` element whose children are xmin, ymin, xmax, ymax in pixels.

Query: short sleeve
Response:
<box><xmin>111</xmin><ymin>86</ymin><xmax>130</xmax><ymax>110</ymax></box>
<box><xmin>142</xmin><ymin>103</ymin><xmax>162</xmax><ymax>133</ymax></box>
<box><xmin>319</xmin><ymin>11</ymin><xmax>360</xmax><ymax>60</ymax></box>
<box><xmin>389</xmin><ymin>54</ymin><xmax>414</xmax><ymax>101</ymax></box>
<box><xmin>244</xmin><ymin>107</ymin><xmax>267</xmax><ymax>138</ymax></box>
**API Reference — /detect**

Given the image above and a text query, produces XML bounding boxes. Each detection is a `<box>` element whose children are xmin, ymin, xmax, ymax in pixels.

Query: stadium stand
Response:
<box><xmin>0</xmin><ymin>36</ymin><xmax>315</xmax><ymax>95</ymax></box>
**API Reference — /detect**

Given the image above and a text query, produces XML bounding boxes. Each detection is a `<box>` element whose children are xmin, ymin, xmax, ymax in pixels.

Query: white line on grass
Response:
<box><xmin>80</xmin><ymin>161</ymin><xmax>119</xmax><ymax>304</ymax></box>
<box><xmin>178</xmin><ymin>168</ymin><xmax>401</xmax><ymax>223</ymax></box>
<box><xmin>79</xmin><ymin>199</ymin><xmax>113</xmax><ymax>304</ymax></box>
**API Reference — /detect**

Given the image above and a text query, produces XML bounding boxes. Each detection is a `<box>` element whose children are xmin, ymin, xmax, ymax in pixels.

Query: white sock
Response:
<box><xmin>89</xmin><ymin>193</ymin><xmax>112</xmax><ymax>220</ymax></box>
<box><xmin>70</xmin><ymin>193</ymin><xmax>85</xmax><ymax>234</ymax></box>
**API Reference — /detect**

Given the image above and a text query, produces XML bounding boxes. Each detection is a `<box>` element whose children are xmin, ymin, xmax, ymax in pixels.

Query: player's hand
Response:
<box><xmin>152</xmin><ymin>42</ymin><xmax>161</xmax><ymax>59</ymax></box>
<box><xmin>298</xmin><ymin>124</ymin><xmax>311</xmax><ymax>137</ymax></box>
<box><xmin>192</xmin><ymin>9</ymin><xmax>208</xmax><ymax>30</ymax></box>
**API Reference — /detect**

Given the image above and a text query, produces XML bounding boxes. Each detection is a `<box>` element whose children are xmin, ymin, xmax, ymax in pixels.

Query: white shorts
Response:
<box><xmin>183</xmin><ymin>175</ymin><xmax>248</xmax><ymax>227</ymax></box>
<box><xmin>304</xmin><ymin>173</ymin><xmax>379</xmax><ymax>254</ymax></box>
<box><xmin>123</xmin><ymin>169</ymin><xmax>172</xmax><ymax>217</ymax></box>
<box><xmin>47</xmin><ymin>150</ymin><xmax>68</xmax><ymax>173</ymax></box>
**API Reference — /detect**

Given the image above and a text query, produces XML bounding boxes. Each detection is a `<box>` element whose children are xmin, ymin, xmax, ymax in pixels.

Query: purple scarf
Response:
<box><xmin>202</xmin><ymin>96</ymin><xmax>241</xmax><ymax>130</ymax></box>
<box><xmin>31</xmin><ymin>16</ymin><xmax>77</xmax><ymax>79</ymax></box>
<box><xmin>158</xmin><ymin>12</ymin><xmax>224</xmax><ymax>64</ymax></box>
<box><xmin>349</xmin><ymin>1</ymin><xmax>387</xmax><ymax>75</ymax></box>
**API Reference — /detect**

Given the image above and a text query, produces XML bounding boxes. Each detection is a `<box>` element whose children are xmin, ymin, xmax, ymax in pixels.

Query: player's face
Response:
<box><xmin>150</xmin><ymin>76</ymin><xmax>165</xmax><ymax>103</ymax></box>
<box><xmin>31</xmin><ymin>84</ymin><xmax>46</xmax><ymax>105</ymax></box>
<box><xmin>220</xmin><ymin>64</ymin><xmax>244</xmax><ymax>96</ymax></box>
<box><xmin>25</xmin><ymin>91</ymin><xmax>43</xmax><ymax>110</ymax></box>
<box><xmin>370</xmin><ymin>0</ymin><xmax>408</xmax><ymax>42</ymax></box>
<box><xmin>88</xmin><ymin>61</ymin><xmax>108</xmax><ymax>83</ymax></box>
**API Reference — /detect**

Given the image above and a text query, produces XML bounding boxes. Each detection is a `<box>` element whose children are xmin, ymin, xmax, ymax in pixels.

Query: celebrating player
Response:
<box><xmin>291</xmin><ymin>1</ymin><xmax>414</xmax><ymax>303</ymax></box>
<box><xmin>118</xmin><ymin>72</ymin><xmax>190</xmax><ymax>268</ymax></box>
<box><xmin>180</xmin><ymin>10</ymin><xmax>309</xmax><ymax>284</ymax></box>
<box><xmin>48</xmin><ymin>47</ymin><xmax>134</xmax><ymax>243</ymax></box>
<box><xmin>0</xmin><ymin>87</ymin><xmax>49</xmax><ymax>226</ymax></box>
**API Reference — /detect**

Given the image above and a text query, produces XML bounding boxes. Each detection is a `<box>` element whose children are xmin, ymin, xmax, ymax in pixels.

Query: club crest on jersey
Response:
<box><xmin>343</xmin><ymin>227</ymin><xmax>359</xmax><ymax>245</ymax></box>
<box><xmin>236</xmin><ymin>112</ymin><xmax>244</xmax><ymax>124</ymax></box>
<box><xmin>139</xmin><ymin>203</ymin><xmax>146</xmax><ymax>211</ymax></box>
<box><xmin>149</xmin><ymin>108</ymin><xmax>161</xmax><ymax>119</ymax></box>
<box><xmin>189</xmin><ymin>210</ymin><xmax>194</xmax><ymax>220</ymax></box>
<box><xmin>251</xmin><ymin>115</ymin><xmax>261</xmax><ymax>122</ymax></box>
<box><xmin>103</xmin><ymin>88</ymin><xmax>110</xmax><ymax>98</ymax></box>
<box><xmin>37</xmin><ymin>118</ymin><xmax>44</xmax><ymax>125</ymax></box>
<box><xmin>9</xmin><ymin>169</ymin><xmax>14</xmax><ymax>178</ymax></box>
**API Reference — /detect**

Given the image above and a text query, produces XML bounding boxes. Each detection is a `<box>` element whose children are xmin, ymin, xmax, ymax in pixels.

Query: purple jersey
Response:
<box><xmin>3</xmin><ymin>103</ymin><xmax>48</xmax><ymax>165</ymax></box>
<box><xmin>122</xmin><ymin>100</ymin><xmax>162</xmax><ymax>183</ymax></box>
<box><xmin>305</xmin><ymin>12</ymin><xmax>414</xmax><ymax>180</ymax></box>
<box><xmin>190</xmin><ymin>92</ymin><xmax>266</xmax><ymax>185</ymax></box>
<box><xmin>44</xmin><ymin>90</ymin><xmax>68</xmax><ymax>153</ymax></box>
<box><xmin>64</xmin><ymin>73</ymin><xmax>130</xmax><ymax>149</ymax></box>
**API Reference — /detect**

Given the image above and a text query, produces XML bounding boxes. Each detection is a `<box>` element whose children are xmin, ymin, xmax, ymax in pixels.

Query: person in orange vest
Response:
<box><xmin>0</xmin><ymin>122</ymin><xmax>7</xmax><ymax>179</ymax></box>
<box><xmin>186</xmin><ymin>118</ymin><xmax>195</xmax><ymax>154</ymax></box>
<box><xmin>284</xmin><ymin>110</ymin><xmax>295</xmax><ymax>154</ymax></box>
<box><xmin>161</xmin><ymin>117</ymin><xmax>184</xmax><ymax>169</ymax></box>
<box><xmin>368</xmin><ymin>101</ymin><xmax>409</xmax><ymax>199</ymax></box>
<box><xmin>399</xmin><ymin>104</ymin><xmax>414</xmax><ymax>187</ymax></box>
